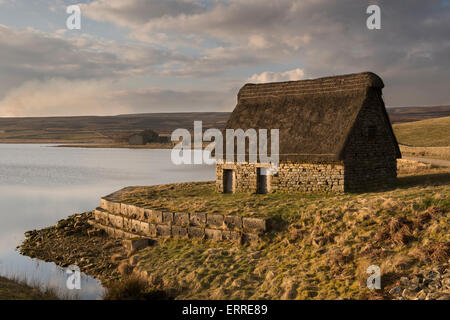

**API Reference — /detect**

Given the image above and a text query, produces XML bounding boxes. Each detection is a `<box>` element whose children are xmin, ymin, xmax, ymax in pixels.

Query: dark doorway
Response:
<box><xmin>223</xmin><ymin>169</ymin><xmax>234</xmax><ymax>194</ymax></box>
<box><xmin>257</xmin><ymin>168</ymin><xmax>269</xmax><ymax>194</ymax></box>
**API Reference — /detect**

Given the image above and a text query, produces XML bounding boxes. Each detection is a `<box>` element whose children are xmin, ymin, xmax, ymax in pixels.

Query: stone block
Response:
<box><xmin>147</xmin><ymin>223</ymin><xmax>157</xmax><ymax>237</ymax></box>
<box><xmin>100</xmin><ymin>198</ymin><xmax>109</xmax><ymax>211</ymax></box>
<box><xmin>224</xmin><ymin>215</ymin><xmax>243</xmax><ymax>230</ymax></box>
<box><xmin>109</xmin><ymin>214</ymin><xmax>124</xmax><ymax>229</ymax></box>
<box><xmin>188</xmin><ymin>227</ymin><xmax>205</xmax><ymax>239</ymax></box>
<box><xmin>148</xmin><ymin>209</ymin><xmax>163</xmax><ymax>224</ymax></box>
<box><xmin>172</xmin><ymin>225</ymin><xmax>188</xmax><ymax>238</ymax></box>
<box><xmin>190</xmin><ymin>212</ymin><xmax>206</xmax><ymax>227</ymax></box>
<box><xmin>121</xmin><ymin>203</ymin><xmax>130</xmax><ymax>217</ymax></box>
<box><xmin>94</xmin><ymin>209</ymin><xmax>108</xmax><ymax>225</ymax></box>
<box><xmin>205</xmin><ymin>228</ymin><xmax>222</xmax><ymax>241</ymax></box>
<box><xmin>243</xmin><ymin>217</ymin><xmax>267</xmax><ymax>233</ymax></box>
<box><xmin>156</xmin><ymin>224</ymin><xmax>171</xmax><ymax>237</ymax></box>
<box><xmin>123</xmin><ymin>217</ymin><xmax>132</xmax><ymax>232</ymax></box>
<box><xmin>140</xmin><ymin>221</ymin><xmax>150</xmax><ymax>236</ymax></box>
<box><xmin>111</xmin><ymin>202</ymin><xmax>121</xmax><ymax>215</ymax></box>
<box><xmin>174</xmin><ymin>212</ymin><xmax>190</xmax><ymax>226</ymax></box>
<box><xmin>162</xmin><ymin>211</ymin><xmax>174</xmax><ymax>225</ymax></box>
<box><xmin>135</xmin><ymin>206</ymin><xmax>146</xmax><ymax>220</ymax></box>
<box><xmin>207</xmin><ymin>214</ymin><xmax>224</xmax><ymax>229</ymax></box>
<box><xmin>222</xmin><ymin>231</ymin><xmax>242</xmax><ymax>243</ymax></box>
<box><xmin>126</xmin><ymin>205</ymin><xmax>142</xmax><ymax>219</ymax></box>
<box><xmin>131</xmin><ymin>219</ymin><xmax>142</xmax><ymax>234</ymax></box>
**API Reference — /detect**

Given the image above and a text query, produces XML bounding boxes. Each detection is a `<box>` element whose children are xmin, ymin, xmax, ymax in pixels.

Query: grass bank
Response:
<box><xmin>0</xmin><ymin>277</ymin><xmax>57</xmax><ymax>300</ymax></box>
<box><xmin>130</xmin><ymin>164</ymin><xmax>449</xmax><ymax>300</ymax></box>
<box><xmin>393</xmin><ymin>116</ymin><xmax>450</xmax><ymax>147</ymax></box>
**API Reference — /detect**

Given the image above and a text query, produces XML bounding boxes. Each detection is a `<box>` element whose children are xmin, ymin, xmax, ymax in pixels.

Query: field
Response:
<box><xmin>0</xmin><ymin>112</ymin><xmax>230</xmax><ymax>144</ymax></box>
<box><xmin>393</xmin><ymin>116</ymin><xmax>450</xmax><ymax>161</ymax></box>
<box><xmin>0</xmin><ymin>106</ymin><xmax>449</xmax><ymax>144</ymax></box>
<box><xmin>393</xmin><ymin>116</ymin><xmax>450</xmax><ymax>147</ymax></box>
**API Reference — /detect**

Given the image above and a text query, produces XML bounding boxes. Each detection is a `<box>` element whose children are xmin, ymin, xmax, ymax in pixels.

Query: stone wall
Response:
<box><xmin>343</xmin><ymin>88</ymin><xmax>399</xmax><ymax>192</ymax></box>
<box><xmin>89</xmin><ymin>197</ymin><xmax>270</xmax><ymax>243</ymax></box>
<box><xmin>216</xmin><ymin>162</ymin><xmax>345</xmax><ymax>193</ymax></box>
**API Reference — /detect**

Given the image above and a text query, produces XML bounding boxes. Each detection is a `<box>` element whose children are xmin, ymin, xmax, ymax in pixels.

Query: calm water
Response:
<box><xmin>0</xmin><ymin>144</ymin><xmax>215</xmax><ymax>299</ymax></box>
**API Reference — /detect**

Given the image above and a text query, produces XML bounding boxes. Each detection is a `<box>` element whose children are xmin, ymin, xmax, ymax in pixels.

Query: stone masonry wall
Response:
<box><xmin>343</xmin><ymin>88</ymin><xmax>399</xmax><ymax>192</ymax></box>
<box><xmin>216</xmin><ymin>162</ymin><xmax>345</xmax><ymax>193</ymax></box>
<box><xmin>89</xmin><ymin>197</ymin><xmax>269</xmax><ymax>243</ymax></box>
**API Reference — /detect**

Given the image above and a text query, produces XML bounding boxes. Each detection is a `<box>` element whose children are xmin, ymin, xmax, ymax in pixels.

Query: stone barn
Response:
<box><xmin>216</xmin><ymin>72</ymin><xmax>401</xmax><ymax>193</ymax></box>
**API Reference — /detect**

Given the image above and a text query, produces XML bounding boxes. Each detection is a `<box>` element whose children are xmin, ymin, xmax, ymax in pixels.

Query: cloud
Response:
<box><xmin>81</xmin><ymin>0</ymin><xmax>206</xmax><ymax>27</ymax></box>
<box><xmin>248</xmin><ymin>68</ymin><xmax>305</xmax><ymax>83</ymax></box>
<box><xmin>0</xmin><ymin>24</ymin><xmax>189</xmax><ymax>89</ymax></box>
<box><xmin>0</xmin><ymin>79</ymin><xmax>125</xmax><ymax>117</ymax></box>
<box><xmin>0</xmin><ymin>78</ymin><xmax>236</xmax><ymax>117</ymax></box>
<box><xmin>0</xmin><ymin>0</ymin><xmax>449</xmax><ymax>117</ymax></box>
<box><xmin>81</xmin><ymin>0</ymin><xmax>450</xmax><ymax>106</ymax></box>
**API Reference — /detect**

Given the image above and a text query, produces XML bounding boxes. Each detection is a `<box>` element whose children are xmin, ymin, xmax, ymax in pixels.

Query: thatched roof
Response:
<box><xmin>224</xmin><ymin>72</ymin><xmax>400</xmax><ymax>162</ymax></box>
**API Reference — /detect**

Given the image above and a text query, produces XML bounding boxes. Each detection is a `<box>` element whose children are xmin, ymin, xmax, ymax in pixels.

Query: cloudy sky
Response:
<box><xmin>0</xmin><ymin>0</ymin><xmax>449</xmax><ymax>116</ymax></box>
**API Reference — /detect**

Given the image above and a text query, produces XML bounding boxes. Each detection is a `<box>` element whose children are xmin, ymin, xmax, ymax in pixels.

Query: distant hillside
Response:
<box><xmin>0</xmin><ymin>112</ymin><xmax>230</xmax><ymax>143</ymax></box>
<box><xmin>387</xmin><ymin>105</ymin><xmax>450</xmax><ymax>123</ymax></box>
<box><xmin>0</xmin><ymin>105</ymin><xmax>449</xmax><ymax>143</ymax></box>
<box><xmin>393</xmin><ymin>116</ymin><xmax>450</xmax><ymax>147</ymax></box>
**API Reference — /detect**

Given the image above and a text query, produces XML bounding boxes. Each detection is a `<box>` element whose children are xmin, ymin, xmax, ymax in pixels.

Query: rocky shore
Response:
<box><xmin>20</xmin><ymin>212</ymin><xmax>126</xmax><ymax>285</ymax></box>
<box><xmin>389</xmin><ymin>264</ymin><xmax>449</xmax><ymax>300</ymax></box>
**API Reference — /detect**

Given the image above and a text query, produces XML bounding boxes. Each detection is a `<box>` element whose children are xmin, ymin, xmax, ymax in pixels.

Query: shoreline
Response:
<box><xmin>0</xmin><ymin>142</ymin><xmax>174</xmax><ymax>149</ymax></box>
<box><xmin>20</xmin><ymin>212</ymin><xmax>126</xmax><ymax>287</ymax></box>
<box><xmin>53</xmin><ymin>143</ymin><xmax>174</xmax><ymax>149</ymax></box>
<box><xmin>0</xmin><ymin>276</ymin><xmax>57</xmax><ymax>300</ymax></box>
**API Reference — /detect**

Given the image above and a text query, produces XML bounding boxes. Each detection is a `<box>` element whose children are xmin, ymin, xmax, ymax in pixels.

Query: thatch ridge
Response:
<box><xmin>238</xmin><ymin>72</ymin><xmax>384</xmax><ymax>100</ymax></box>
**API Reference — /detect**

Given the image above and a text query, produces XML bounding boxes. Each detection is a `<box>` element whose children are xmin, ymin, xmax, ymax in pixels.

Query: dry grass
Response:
<box><xmin>0</xmin><ymin>277</ymin><xmax>58</xmax><ymax>300</ymax></box>
<box><xmin>400</xmin><ymin>145</ymin><xmax>450</xmax><ymax>161</ymax></box>
<box><xmin>126</xmin><ymin>161</ymin><xmax>449</xmax><ymax>300</ymax></box>
<box><xmin>104</xmin><ymin>276</ymin><xmax>171</xmax><ymax>300</ymax></box>
<box><xmin>393</xmin><ymin>116</ymin><xmax>450</xmax><ymax>147</ymax></box>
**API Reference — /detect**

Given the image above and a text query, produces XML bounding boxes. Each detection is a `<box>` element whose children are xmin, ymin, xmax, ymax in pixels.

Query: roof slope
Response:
<box><xmin>225</xmin><ymin>72</ymin><xmax>398</xmax><ymax>162</ymax></box>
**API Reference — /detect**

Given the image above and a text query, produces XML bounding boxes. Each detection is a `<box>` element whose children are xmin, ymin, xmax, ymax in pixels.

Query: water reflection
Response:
<box><xmin>0</xmin><ymin>144</ymin><xmax>215</xmax><ymax>299</ymax></box>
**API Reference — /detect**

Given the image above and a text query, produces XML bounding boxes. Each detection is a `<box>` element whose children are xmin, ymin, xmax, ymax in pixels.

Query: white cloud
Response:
<box><xmin>248</xmin><ymin>68</ymin><xmax>305</xmax><ymax>83</ymax></box>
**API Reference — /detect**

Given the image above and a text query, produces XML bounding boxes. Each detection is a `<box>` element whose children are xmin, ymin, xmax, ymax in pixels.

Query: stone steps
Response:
<box><xmin>89</xmin><ymin>195</ymin><xmax>271</xmax><ymax>243</ymax></box>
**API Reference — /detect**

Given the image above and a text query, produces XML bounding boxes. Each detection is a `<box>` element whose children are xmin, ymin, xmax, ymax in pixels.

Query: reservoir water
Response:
<box><xmin>0</xmin><ymin>144</ymin><xmax>215</xmax><ymax>299</ymax></box>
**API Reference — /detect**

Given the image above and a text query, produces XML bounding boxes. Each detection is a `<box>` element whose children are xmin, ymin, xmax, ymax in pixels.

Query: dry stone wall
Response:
<box><xmin>216</xmin><ymin>162</ymin><xmax>345</xmax><ymax>193</ymax></box>
<box><xmin>89</xmin><ymin>197</ymin><xmax>269</xmax><ymax>243</ymax></box>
